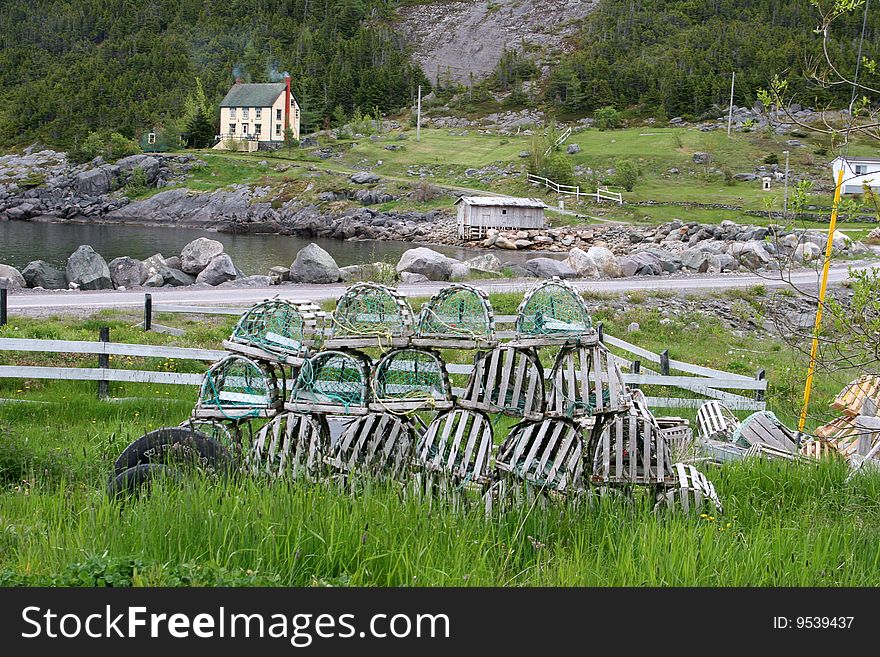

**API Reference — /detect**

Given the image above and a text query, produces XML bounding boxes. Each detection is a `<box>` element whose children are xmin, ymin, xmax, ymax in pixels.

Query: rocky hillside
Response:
<box><xmin>396</xmin><ymin>0</ymin><xmax>598</xmax><ymax>84</ymax></box>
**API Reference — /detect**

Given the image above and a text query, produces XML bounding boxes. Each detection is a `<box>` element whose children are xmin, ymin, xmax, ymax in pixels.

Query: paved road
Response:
<box><xmin>7</xmin><ymin>262</ymin><xmax>875</xmax><ymax>315</ymax></box>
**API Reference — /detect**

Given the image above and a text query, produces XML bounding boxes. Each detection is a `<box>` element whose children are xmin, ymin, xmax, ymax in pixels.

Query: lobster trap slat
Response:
<box><xmin>513</xmin><ymin>277</ymin><xmax>596</xmax><ymax>346</ymax></box>
<box><xmin>223</xmin><ymin>299</ymin><xmax>326</xmax><ymax>365</ymax></box>
<box><xmin>370</xmin><ymin>348</ymin><xmax>453</xmax><ymax>413</ymax></box>
<box><xmin>325</xmin><ymin>412</ymin><xmax>415</xmax><ymax>481</ymax></box>
<box><xmin>696</xmin><ymin>401</ymin><xmax>740</xmax><ymax>442</ymax></box>
<box><xmin>193</xmin><ymin>355</ymin><xmax>283</xmax><ymax>420</ymax></box>
<box><xmin>286</xmin><ymin>349</ymin><xmax>372</xmax><ymax>415</ymax></box>
<box><xmin>248</xmin><ymin>412</ymin><xmax>329</xmax><ymax>480</ymax></box>
<box><xmin>547</xmin><ymin>343</ymin><xmax>629</xmax><ymax>417</ymax></box>
<box><xmin>732</xmin><ymin>411</ymin><xmax>799</xmax><ymax>453</ymax></box>
<box><xmin>655</xmin><ymin>463</ymin><xmax>723</xmax><ymax>516</ymax></box>
<box><xmin>459</xmin><ymin>346</ymin><xmax>545</xmax><ymax>419</ymax></box>
<box><xmin>326</xmin><ymin>283</ymin><xmax>414</xmax><ymax>348</ymax></box>
<box><xmin>413</xmin><ymin>284</ymin><xmax>496</xmax><ymax>349</ymax></box>
<box><xmin>591</xmin><ymin>399</ymin><xmax>673</xmax><ymax>486</ymax></box>
<box><xmin>494</xmin><ymin>417</ymin><xmax>586</xmax><ymax>498</ymax></box>
<box><xmin>414</xmin><ymin>408</ymin><xmax>494</xmax><ymax>491</ymax></box>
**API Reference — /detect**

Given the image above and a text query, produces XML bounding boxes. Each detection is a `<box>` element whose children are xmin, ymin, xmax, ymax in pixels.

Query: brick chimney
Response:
<box><xmin>284</xmin><ymin>74</ymin><xmax>291</xmax><ymax>136</ymax></box>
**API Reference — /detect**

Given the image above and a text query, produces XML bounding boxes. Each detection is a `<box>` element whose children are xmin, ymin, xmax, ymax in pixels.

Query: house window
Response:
<box><xmin>229</xmin><ymin>124</ymin><xmax>235</xmax><ymax>134</ymax></box>
<box><xmin>242</xmin><ymin>108</ymin><xmax>250</xmax><ymax>120</ymax></box>
<box><xmin>229</xmin><ymin>108</ymin><xmax>236</xmax><ymax>119</ymax></box>
<box><xmin>255</xmin><ymin>124</ymin><xmax>261</xmax><ymax>135</ymax></box>
<box><xmin>147</xmin><ymin>133</ymin><xmax>156</xmax><ymax>145</ymax></box>
<box><xmin>290</xmin><ymin>96</ymin><xmax>296</xmax><ymax>107</ymax></box>
<box><xmin>255</xmin><ymin>108</ymin><xmax>262</xmax><ymax>119</ymax></box>
<box><xmin>242</xmin><ymin>123</ymin><xmax>249</xmax><ymax>135</ymax></box>
<box><xmin>275</xmin><ymin>124</ymin><xmax>282</xmax><ymax>136</ymax></box>
<box><xmin>855</xmin><ymin>164</ymin><xmax>868</xmax><ymax>175</ymax></box>
<box><xmin>276</xmin><ymin>109</ymin><xmax>282</xmax><ymax>121</ymax></box>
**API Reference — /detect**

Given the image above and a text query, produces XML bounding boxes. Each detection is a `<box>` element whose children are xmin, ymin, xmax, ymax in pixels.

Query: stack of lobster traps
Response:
<box><xmin>109</xmin><ymin>278</ymin><xmax>724</xmax><ymax>517</ymax></box>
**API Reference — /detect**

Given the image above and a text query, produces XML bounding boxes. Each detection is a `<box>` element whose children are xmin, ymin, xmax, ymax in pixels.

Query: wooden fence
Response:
<box><xmin>0</xmin><ymin>302</ymin><xmax>767</xmax><ymax>410</ymax></box>
<box><xmin>527</xmin><ymin>174</ymin><xmax>623</xmax><ymax>205</ymax></box>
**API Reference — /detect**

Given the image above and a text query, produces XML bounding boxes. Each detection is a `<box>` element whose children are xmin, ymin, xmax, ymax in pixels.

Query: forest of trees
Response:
<box><xmin>545</xmin><ymin>0</ymin><xmax>880</xmax><ymax>119</ymax></box>
<box><xmin>0</xmin><ymin>0</ymin><xmax>429</xmax><ymax>148</ymax></box>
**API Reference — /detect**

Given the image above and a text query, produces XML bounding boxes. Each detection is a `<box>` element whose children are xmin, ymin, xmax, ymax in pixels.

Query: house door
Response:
<box><xmin>481</xmin><ymin>211</ymin><xmax>491</xmax><ymax>238</ymax></box>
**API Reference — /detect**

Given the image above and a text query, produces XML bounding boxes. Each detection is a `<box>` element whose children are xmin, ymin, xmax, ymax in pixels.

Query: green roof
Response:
<box><xmin>220</xmin><ymin>83</ymin><xmax>296</xmax><ymax>108</ymax></box>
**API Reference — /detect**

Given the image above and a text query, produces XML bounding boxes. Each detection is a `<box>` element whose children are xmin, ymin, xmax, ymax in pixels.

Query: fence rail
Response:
<box><xmin>526</xmin><ymin>174</ymin><xmax>624</xmax><ymax>205</ymax></box>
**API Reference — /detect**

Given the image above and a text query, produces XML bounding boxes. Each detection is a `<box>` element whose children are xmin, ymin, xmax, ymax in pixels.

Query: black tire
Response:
<box><xmin>112</xmin><ymin>427</ymin><xmax>234</xmax><ymax>479</ymax></box>
<box><xmin>107</xmin><ymin>463</ymin><xmax>183</xmax><ymax>499</ymax></box>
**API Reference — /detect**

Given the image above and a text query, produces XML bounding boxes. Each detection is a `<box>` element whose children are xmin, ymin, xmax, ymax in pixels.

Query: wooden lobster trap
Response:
<box><xmin>324</xmin><ymin>412</ymin><xmax>416</xmax><ymax>484</ymax></box>
<box><xmin>459</xmin><ymin>346</ymin><xmax>546</xmax><ymax>419</ymax></box>
<box><xmin>413</xmin><ymin>284</ymin><xmax>497</xmax><ymax>349</ymax></box>
<box><xmin>591</xmin><ymin>399</ymin><xmax>674</xmax><ymax>487</ymax></box>
<box><xmin>655</xmin><ymin>463</ymin><xmax>723</xmax><ymax>516</ymax></box>
<box><xmin>831</xmin><ymin>375</ymin><xmax>880</xmax><ymax>417</ymax></box>
<box><xmin>370</xmin><ymin>348</ymin><xmax>453</xmax><ymax>413</ymax></box>
<box><xmin>326</xmin><ymin>283</ymin><xmax>414</xmax><ymax>349</ymax></box>
<box><xmin>513</xmin><ymin>277</ymin><xmax>596</xmax><ymax>347</ymax></box>
<box><xmin>492</xmin><ymin>416</ymin><xmax>588</xmax><ymax>504</ymax></box>
<box><xmin>223</xmin><ymin>299</ymin><xmax>326</xmax><ymax>366</ymax></box>
<box><xmin>193</xmin><ymin>354</ymin><xmax>284</xmax><ymax>421</ymax></box>
<box><xmin>696</xmin><ymin>400</ymin><xmax>740</xmax><ymax>442</ymax></box>
<box><xmin>412</xmin><ymin>408</ymin><xmax>494</xmax><ymax>504</ymax></box>
<box><xmin>732</xmin><ymin>411</ymin><xmax>799</xmax><ymax>453</ymax></box>
<box><xmin>286</xmin><ymin>349</ymin><xmax>373</xmax><ymax>415</ymax></box>
<box><xmin>546</xmin><ymin>343</ymin><xmax>629</xmax><ymax>418</ymax></box>
<box><xmin>247</xmin><ymin>412</ymin><xmax>330</xmax><ymax>481</ymax></box>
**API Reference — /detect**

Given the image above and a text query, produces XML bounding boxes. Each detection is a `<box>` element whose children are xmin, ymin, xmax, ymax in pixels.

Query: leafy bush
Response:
<box><xmin>542</xmin><ymin>154</ymin><xmax>576</xmax><ymax>186</ymax></box>
<box><xmin>763</xmin><ymin>153</ymin><xmax>779</xmax><ymax>165</ymax></box>
<box><xmin>69</xmin><ymin>131</ymin><xmax>141</xmax><ymax>163</ymax></box>
<box><xmin>614</xmin><ymin>160</ymin><xmax>639</xmax><ymax>192</ymax></box>
<box><xmin>594</xmin><ymin>106</ymin><xmax>622</xmax><ymax>130</ymax></box>
<box><xmin>125</xmin><ymin>167</ymin><xmax>149</xmax><ymax>197</ymax></box>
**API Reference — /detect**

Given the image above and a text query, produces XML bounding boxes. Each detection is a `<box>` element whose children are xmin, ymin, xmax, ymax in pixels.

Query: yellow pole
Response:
<box><xmin>798</xmin><ymin>166</ymin><xmax>845</xmax><ymax>432</ymax></box>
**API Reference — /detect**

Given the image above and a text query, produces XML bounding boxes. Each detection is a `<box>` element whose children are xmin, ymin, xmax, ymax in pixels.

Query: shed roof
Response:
<box><xmin>220</xmin><ymin>82</ymin><xmax>300</xmax><ymax>108</ymax></box>
<box><xmin>455</xmin><ymin>196</ymin><xmax>548</xmax><ymax>209</ymax></box>
<box><xmin>833</xmin><ymin>156</ymin><xmax>880</xmax><ymax>164</ymax></box>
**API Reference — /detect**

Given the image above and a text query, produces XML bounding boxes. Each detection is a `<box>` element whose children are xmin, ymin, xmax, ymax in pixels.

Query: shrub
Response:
<box><xmin>763</xmin><ymin>153</ymin><xmax>779</xmax><ymax>165</ymax></box>
<box><xmin>614</xmin><ymin>160</ymin><xmax>639</xmax><ymax>192</ymax></box>
<box><xmin>542</xmin><ymin>154</ymin><xmax>576</xmax><ymax>186</ymax></box>
<box><xmin>594</xmin><ymin>106</ymin><xmax>621</xmax><ymax>130</ymax></box>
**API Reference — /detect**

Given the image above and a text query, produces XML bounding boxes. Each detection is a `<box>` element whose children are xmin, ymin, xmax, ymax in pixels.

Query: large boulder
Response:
<box><xmin>108</xmin><ymin>256</ymin><xmax>148</xmax><ymax>288</ymax></box>
<box><xmin>565</xmin><ymin>247</ymin><xmax>599</xmax><ymax>278</ymax></box>
<box><xmin>75</xmin><ymin>167</ymin><xmax>113</xmax><ymax>196</ymax></box>
<box><xmin>587</xmin><ymin>246</ymin><xmax>621</xmax><ymax>278</ymax></box>
<box><xmin>692</xmin><ymin>152</ymin><xmax>711</xmax><ymax>164</ymax></box>
<box><xmin>180</xmin><ymin>237</ymin><xmax>225</xmax><ymax>274</ymax></box>
<box><xmin>728</xmin><ymin>240</ymin><xmax>771</xmax><ymax>269</ymax></box>
<box><xmin>350</xmin><ymin>171</ymin><xmax>380</xmax><ymax>184</ymax></box>
<box><xmin>396</xmin><ymin>247</ymin><xmax>458</xmax><ymax>281</ymax></box>
<box><xmin>195</xmin><ymin>254</ymin><xmax>237</xmax><ymax>286</ymax></box>
<box><xmin>793</xmin><ymin>242</ymin><xmax>821</xmax><ymax>264</ymax></box>
<box><xmin>142</xmin><ymin>253</ymin><xmax>167</xmax><ymax>277</ymax></box>
<box><xmin>449</xmin><ymin>262</ymin><xmax>471</xmax><ymax>281</ymax></box>
<box><xmin>680</xmin><ymin>248</ymin><xmax>713</xmax><ymax>273</ymax></box>
<box><xmin>161</xmin><ymin>267</ymin><xmax>195</xmax><ymax>287</ymax></box>
<box><xmin>0</xmin><ymin>264</ymin><xmax>26</xmax><ymax>289</ymax></box>
<box><xmin>21</xmin><ymin>260</ymin><xmax>67</xmax><ymax>289</ymax></box>
<box><xmin>619</xmin><ymin>251</ymin><xmax>662</xmax><ymax>276</ymax></box>
<box><xmin>466</xmin><ymin>253</ymin><xmax>503</xmax><ymax>274</ymax></box>
<box><xmin>525</xmin><ymin>257</ymin><xmax>576</xmax><ymax>279</ymax></box>
<box><xmin>66</xmin><ymin>245</ymin><xmax>112</xmax><ymax>290</ymax></box>
<box><xmin>289</xmin><ymin>243</ymin><xmax>341</xmax><ymax>284</ymax></box>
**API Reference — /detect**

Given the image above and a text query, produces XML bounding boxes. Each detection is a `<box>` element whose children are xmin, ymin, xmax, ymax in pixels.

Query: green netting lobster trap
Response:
<box><xmin>414</xmin><ymin>284</ymin><xmax>496</xmax><ymax>349</ymax></box>
<box><xmin>224</xmin><ymin>299</ymin><xmax>326</xmax><ymax>365</ymax></box>
<box><xmin>194</xmin><ymin>355</ymin><xmax>283</xmax><ymax>420</ymax></box>
<box><xmin>371</xmin><ymin>348</ymin><xmax>453</xmax><ymax>413</ymax></box>
<box><xmin>286</xmin><ymin>349</ymin><xmax>373</xmax><ymax>415</ymax></box>
<box><xmin>547</xmin><ymin>344</ymin><xmax>629</xmax><ymax>418</ymax></box>
<box><xmin>459</xmin><ymin>346</ymin><xmax>546</xmax><ymax>419</ymax></box>
<box><xmin>514</xmin><ymin>277</ymin><xmax>594</xmax><ymax>345</ymax></box>
<box><xmin>327</xmin><ymin>283</ymin><xmax>414</xmax><ymax>348</ymax></box>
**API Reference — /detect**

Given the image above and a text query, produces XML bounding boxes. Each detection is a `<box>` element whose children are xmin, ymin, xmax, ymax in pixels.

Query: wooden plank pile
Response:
<box><xmin>816</xmin><ymin>376</ymin><xmax>880</xmax><ymax>469</ymax></box>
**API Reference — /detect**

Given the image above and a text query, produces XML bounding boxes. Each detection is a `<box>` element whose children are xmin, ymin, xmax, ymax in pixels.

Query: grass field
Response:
<box><xmin>0</xmin><ymin>292</ymin><xmax>874</xmax><ymax>586</ymax></box>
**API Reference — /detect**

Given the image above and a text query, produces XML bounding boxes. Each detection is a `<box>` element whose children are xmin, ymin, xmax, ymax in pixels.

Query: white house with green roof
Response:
<box><xmin>217</xmin><ymin>77</ymin><xmax>301</xmax><ymax>149</ymax></box>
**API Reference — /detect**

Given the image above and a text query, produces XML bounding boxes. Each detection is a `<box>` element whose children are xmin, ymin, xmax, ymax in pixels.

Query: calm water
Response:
<box><xmin>0</xmin><ymin>220</ymin><xmax>552</xmax><ymax>274</ymax></box>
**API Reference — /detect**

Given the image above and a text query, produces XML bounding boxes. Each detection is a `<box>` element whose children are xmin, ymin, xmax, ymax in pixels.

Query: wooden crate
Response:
<box><xmin>248</xmin><ymin>412</ymin><xmax>329</xmax><ymax>480</ymax></box>
<box><xmin>459</xmin><ymin>346</ymin><xmax>545</xmax><ymax>419</ymax></box>
<box><xmin>696</xmin><ymin>401</ymin><xmax>740</xmax><ymax>442</ymax></box>
<box><xmin>513</xmin><ymin>277</ymin><xmax>597</xmax><ymax>346</ymax></box>
<box><xmin>546</xmin><ymin>343</ymin><xmax>629</xmax><ymax>417</ymax></box>
<box><xmin>326</xmin><ymin>282</ymin><xmax>414</xmax><ymax>349</ymax></box>
<box><xmin>655</xmin><ymin>463</ymin><xmax>723</xmax><ymax>515</ymax></box>
<box><xmin>286</xmin><ymin>349</ymin><xmax>372</xmax><ymax>415</ymax></box>
<box><xmin>224</xmin><ymin>299</ymin><xmax>326</xmax><ymax>366</ymax></box>
<box><xmin>413</xmin><ymin>284</ymin><xmax>497</xmax><ymax>350</ymax></box>
<box><xmin>734</xmin><ymin>411</ymin><xmax>799</xmax><ymax>453</ymax></box>
<box><xmin>831</xmin><ymin>375</ymin><xmax>880</xmax><ymax>417</ymax></box>
<box><xmin>370</xmin><ymin>347</ymin><xmax>454</xmax><ymax>413</ymax></box>
<box><xmin>193</xmin><ymin>354</ymin><xmax>284</xmax><ymax>421</ymax></box>
<box><xmin>324</xmin><ymin>412</ymin><xmax>415</xmax><ymax>482</ymax></box>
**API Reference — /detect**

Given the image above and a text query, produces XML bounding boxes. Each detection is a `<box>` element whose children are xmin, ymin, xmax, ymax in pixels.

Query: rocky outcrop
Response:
<box><xmin>66</xmin><ymin>245</ymin><xmax>112</xmax><ymax>290</ymax></box>
<box><xmin>108</xmin><ymin>256</ymin><xmax>148</xmax><ymax>288</ymax></box>
<box><xmin>289</xmin><ymin>243</ymin><xmax>341</xmax><ymax>284</ymax></box>
<box><xmin>21</xmin><ymin>260</ymin><xmax>67</xmax><ymax>289</ymax></box>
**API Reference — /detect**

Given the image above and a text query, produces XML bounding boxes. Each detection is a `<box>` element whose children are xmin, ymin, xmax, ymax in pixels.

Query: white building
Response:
<box><xmin>216</xmin><ymin>77</ymin><xmax>301</xmax><ymax>150</ymax></box>
<box><xmin>831</xmin><ymin>156</ymin><xmax>880</xmax><ymax>194</ymax></box>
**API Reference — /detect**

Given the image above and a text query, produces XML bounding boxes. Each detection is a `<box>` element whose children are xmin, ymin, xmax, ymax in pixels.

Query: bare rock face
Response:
<box><xmin>108</xmin><ymin>256</ymin><xmax>148</xmax><ymax>288</ymax></box>
<box><xmin>22</xmin><ymin>260</ymin><xmax>67</xmax><ymax>289</ymax></box>
<box><xmin>289</xmin><ymin>243</ymin><xmax>341</xmax><ymax>284</ymax></box>
<box><xmin>180</xmin><ymin>237</ymin><xmax>225</xmax><ymax>274</ymax></box>
<box><xmin>66</xmin><ymin>245</ymin><xmax>112</xmax><ymax>290</ymax></box>
<box><xmin>195</xmin><ymin>254</ymin><xmax>238</xmax><ymax>286</ymax></box>
<box><xmin>0</xmin><ymin>263</ymin><xmax>26</xmax><ymax>289</ymax></box>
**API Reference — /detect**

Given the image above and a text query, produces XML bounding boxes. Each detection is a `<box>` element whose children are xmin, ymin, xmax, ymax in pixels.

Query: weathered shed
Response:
<box><xmin>455</xmin><ymin>196</ymin><xmax>547</xmax><ymax>239</ymax></box>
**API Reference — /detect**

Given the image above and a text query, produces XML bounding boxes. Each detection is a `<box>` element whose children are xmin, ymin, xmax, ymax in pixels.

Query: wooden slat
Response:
<box><xmin>0</xmin><ymin>337</ymin><xmax>224</xmax><ymax>361</ymax></box>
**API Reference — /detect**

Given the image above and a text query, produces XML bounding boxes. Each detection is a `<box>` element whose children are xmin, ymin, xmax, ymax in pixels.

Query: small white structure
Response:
<box><xmin>762</xmin><ymin>177</ymin><xmax>772</xmax><ymax>191</ymax></box>
<box><xmin>831</xmin><ymin>156</ymin><xmax>880</xmax><ymax>194</ymax></box>
<box><xmin>455</xmin><ymin>196</ymin><xmax>547</xmax><ymax>239</ymax></box>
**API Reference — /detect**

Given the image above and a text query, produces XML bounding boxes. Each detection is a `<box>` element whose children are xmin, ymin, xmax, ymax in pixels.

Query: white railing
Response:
<box><xmin>527</xmin><ymin>174</ymin><xmax>624</xmax><ymax>205</ymax></box>
<box><xmin>543</xmin><ymin>126</ymin><xmax>573</xmax><ymax>156</ymax></box>
<box><xmin>597</xmin><ymin>186</ymin><xmax>623</xmax><ymax>204</ymax></box>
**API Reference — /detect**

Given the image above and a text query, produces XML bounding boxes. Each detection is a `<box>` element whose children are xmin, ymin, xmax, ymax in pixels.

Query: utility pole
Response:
<box><xmin>416</xmin><ymin>85</ymin><xmax>422</xmax><ymax>143</ymax></box>
<box><xmin>727</xmin><ymin>71</ymin><xmax>736</xmax><ymax>137</ymax></box>
<box><xmin>782</xmin><ymin>150</ymin><xmax>790</xmax><ymax>217</ymax></box>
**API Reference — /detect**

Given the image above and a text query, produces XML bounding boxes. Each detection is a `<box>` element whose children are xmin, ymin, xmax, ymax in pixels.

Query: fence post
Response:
<box><xmin>631</xmin><ymin>360</ymin><xmax>640</xmax><ymax>390</ymax></box>
<box><xmin>755</xmin><ymin>368</ymin><xmax>766</xmax><ymax>402</ymax></box>
<box><xmin>98</xmin><ymin>326</ymin><xmax>110</xmax><ymax>399</ymax></box>
<box><xmin>660</xmin><ymin>349</ymin><xmax>670</xmax><ymax>376</ymax></box>
<box><xmin>0</xmin><ymin>287</ymin><xmax>7</xmax><ymax>327</ymax></box>
<box><xmin>144</xmin><ymin>293</ymin><xmax>153</xmax><ymax>331</ymax></box>
<box><xmin>597</xmin><ymin>322</ymin><xmax>604</xmax><ymax>343</ymax></box>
